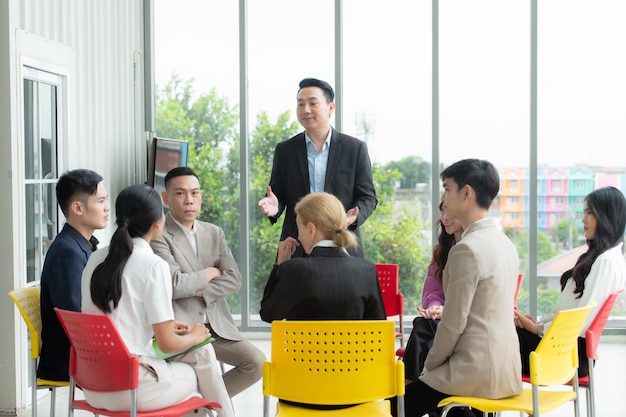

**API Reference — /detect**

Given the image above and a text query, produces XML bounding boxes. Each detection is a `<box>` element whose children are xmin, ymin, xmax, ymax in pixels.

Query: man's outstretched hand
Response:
<box><xmin>258</xmin><ymin>185</ymin><xmax>279</xmax><ymax>217</ymax></box>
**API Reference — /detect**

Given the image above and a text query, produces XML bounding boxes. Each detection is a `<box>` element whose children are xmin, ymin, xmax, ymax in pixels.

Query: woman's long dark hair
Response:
<box><xmin>431</xmin><ymin>202</ymin><xmax>458</xmax><ymax>283</ymax></box>
<box><xmin>90</xmin><ymin>184</ymin><xmax>163</xmax><ymax>313</ymax></box>
<box><xmin>560</xmin><ymin>186</ymin><xmax>626</xmax><ymax>297</ymax></box>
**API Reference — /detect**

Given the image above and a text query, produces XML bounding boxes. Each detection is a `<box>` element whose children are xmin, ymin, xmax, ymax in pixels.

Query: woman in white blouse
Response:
<box><xmin>81</xmin><ymin>184</ymin><xmax>234</xmax><ymax>417</ymax></box>
<box><xmin>514</xmin><ymin>186</ymin><xmax>626</xmax><ymax>377</ymax></box>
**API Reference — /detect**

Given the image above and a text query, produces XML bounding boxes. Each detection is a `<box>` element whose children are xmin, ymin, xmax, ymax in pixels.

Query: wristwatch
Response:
<box><xmin>537</xmin><ymin>322</ymin><xmax>545</xmax><ymax>338</ymax></box>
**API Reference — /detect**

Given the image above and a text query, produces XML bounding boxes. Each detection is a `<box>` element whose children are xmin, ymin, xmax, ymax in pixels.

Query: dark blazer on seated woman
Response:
<box><xmin>259</xmin><ymin>244</ymin><xmax>386</xmax><ymax>322</ymax></box>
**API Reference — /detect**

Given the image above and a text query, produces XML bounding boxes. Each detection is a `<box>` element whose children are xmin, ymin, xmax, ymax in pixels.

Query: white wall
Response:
<box><xmin>0</xmin><ymin>0</ymin><xmax>146</xmax><ymax>413</ymax></box>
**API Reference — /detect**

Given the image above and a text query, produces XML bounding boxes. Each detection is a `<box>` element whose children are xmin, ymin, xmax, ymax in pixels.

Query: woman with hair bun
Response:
<box><xmin>81</xmin><ymin>184</ymin><xmax>234</xmax><ymax>417</ymax></box>
<box><xmin>260</xmin><ymin>192</ymin><xmax>385</xmax><ymax>322</ymax></box>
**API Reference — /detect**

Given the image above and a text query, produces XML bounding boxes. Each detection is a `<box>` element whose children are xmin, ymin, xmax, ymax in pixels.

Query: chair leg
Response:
<box><xmin>68</xmin><ymin>379</ymin><xmax>76</xmax><ymax>417</ymax></box>
<box><xmin>31</xmin><ymin>359</ymin><xmax>38</xmax><ymax>417</ymax></box>
<box><xmin>49</xmin><ymin>387</ymin><xmax>56</xmax><ymax>417</ymax></box>
<box><xmin>263</xmin><ymin>395</ymin><xmax>270</xmax><ymax>417</ymax></box>
<box><xmin>397</xmin><ymin>395</ymin><xmax>405</xmax><ymax>417</ymax></box>
<box><xmin>587</xmin><ymin>358</ymin><xmax>596</xmax><ymax>417</ymax></box>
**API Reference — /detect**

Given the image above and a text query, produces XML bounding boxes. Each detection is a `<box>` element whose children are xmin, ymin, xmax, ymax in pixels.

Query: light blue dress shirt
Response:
<box><xmin>305</xmin><ymin>130</ymin><xmax>332</xmax><ymax>193</ymax></box>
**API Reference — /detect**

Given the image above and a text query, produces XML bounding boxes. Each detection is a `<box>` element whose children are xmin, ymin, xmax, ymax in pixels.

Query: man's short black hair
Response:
<box><xmin>440</xmin><ymin>159</ymin><xmax>500</xmax><ymax>210</ymax></box>
<box><xmin>56</xmin><ymin>169</ymin><xmax>103</xmax><ymax>216</ymax></box>
<box><xmin>164</xmin><ymin>166</ymin><xmax>198</xmax><ymax>188</ymax></box>
<box><xmin>298</xmin><ymin>78</ymin><xmax>334</xmax><ymax>102</ymax></box>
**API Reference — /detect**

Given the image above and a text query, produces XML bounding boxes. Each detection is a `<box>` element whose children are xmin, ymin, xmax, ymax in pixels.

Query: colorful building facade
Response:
<box><xmin>499</xmin><ymin>166</ymin><xmax>624</xmax><ymax>234</ymax></box>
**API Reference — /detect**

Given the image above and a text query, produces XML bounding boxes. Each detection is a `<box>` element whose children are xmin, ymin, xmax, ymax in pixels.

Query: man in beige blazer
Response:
<box><xmin>400</xmin><ymin>159</ymin><xmax>522</xmax><ymax>417</ymax></box>
<box><xmin>151</xmin><ymin>167</ymin><xmax>265</xmax><ymax>398</ymax></box>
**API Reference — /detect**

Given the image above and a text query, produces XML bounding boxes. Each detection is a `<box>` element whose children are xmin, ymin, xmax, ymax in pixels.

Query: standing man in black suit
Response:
<box><xmin>257</xmin><ymin>78</ymin><xmax>377</xmax><ymax>258</ymax></box>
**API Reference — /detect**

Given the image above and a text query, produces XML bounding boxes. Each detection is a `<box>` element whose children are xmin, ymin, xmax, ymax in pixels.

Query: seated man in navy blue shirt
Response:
<box><xmin>38</xmin><ymin>169</ymin><xmax>109</xmax><ymax>381</ymax></box>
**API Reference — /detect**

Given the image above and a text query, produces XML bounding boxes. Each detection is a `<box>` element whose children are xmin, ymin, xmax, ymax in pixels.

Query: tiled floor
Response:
<box><xmin>22</xmin><ymin>335</ymin><xmax>626</xmax><ymax>417</ymax></box>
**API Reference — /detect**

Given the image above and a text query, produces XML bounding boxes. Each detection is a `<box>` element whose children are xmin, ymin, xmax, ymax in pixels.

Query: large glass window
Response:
<box><xmin>246</xmin><ymin>0</ymin><xmax>335</xmax><ymax>322</ymax></box>
<box><xmin>154</xmin><ymin>0</ymin><xmax>241</xmax><ymax>315</ymax></box>
<box><xmin>154</xmin><ymin>1</ymin><xmax>626</xmax><ymax>331</ymax></box>
<box><xmin>343</xmin><ymin>0</ymin><xmax>433</xmax><ymax>314</ymax></box>
<box><xmin>537</xmin><ymin>0</ymin><xmax>626</xmax><ymax>319</ymax></box>
<box><xmin>439</xmin><ymin>1</ymin><xmax>531</xmax><ymax>312</ymax></box>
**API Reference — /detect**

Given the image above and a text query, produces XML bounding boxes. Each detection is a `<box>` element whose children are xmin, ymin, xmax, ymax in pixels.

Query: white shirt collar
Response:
<box><xmin>304</xmin><ymin>128</ymin><xmax>333</xmax><ymax>148</ymax></box>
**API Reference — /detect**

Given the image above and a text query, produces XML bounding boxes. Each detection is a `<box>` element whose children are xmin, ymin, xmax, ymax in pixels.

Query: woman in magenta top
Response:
<box><xmin>403</xmin><ymin>203</ymin><xmax>462</xmax><ymax>383</ymax></box>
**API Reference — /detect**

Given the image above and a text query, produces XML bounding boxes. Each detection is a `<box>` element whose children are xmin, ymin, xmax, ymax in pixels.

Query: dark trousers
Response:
<box><xmin>391</xmin><ymin>379</ymin><xmax>483</xmax><ymax>417</ymax></box>
<box><xmin>517</xmin><ymin>327</ymin><xmax>590</xmax><ymax>377</ymax></box>
<box><xmin>403</xmin><ymin>317</ymin><xmax>440</xmax><ymax>381</ymax></box>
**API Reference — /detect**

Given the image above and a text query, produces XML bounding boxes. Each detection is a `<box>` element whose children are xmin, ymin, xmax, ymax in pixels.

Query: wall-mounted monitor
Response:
<box><xmin>148</xmin><ymin>137</ymin><xmax>189</xmax><ymax>195</ymax></box>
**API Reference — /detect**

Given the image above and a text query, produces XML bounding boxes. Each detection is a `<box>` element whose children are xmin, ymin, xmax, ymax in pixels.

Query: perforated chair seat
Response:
<box><xmin>263</xmin><ymin>320</ymin><xmax>405</xmax><ymax>417</ymax></box>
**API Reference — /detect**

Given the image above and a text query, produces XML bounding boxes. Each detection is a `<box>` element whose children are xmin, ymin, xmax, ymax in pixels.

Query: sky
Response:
<box><xmin>154</xmin><ymin>0</ymin><xmax>626</xmax><ymax>169</ymax></box>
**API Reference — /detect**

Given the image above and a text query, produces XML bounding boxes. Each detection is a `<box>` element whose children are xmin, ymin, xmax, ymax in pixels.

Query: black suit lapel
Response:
<box><xmin>324</xmin><ymin>128</ymin><xmax>340</xmax><ymax>190</ymax></box>
<box><xmin>295</xmin><ymin>133</ymin><xmax>310</xmax><ymax>188</ymax></box>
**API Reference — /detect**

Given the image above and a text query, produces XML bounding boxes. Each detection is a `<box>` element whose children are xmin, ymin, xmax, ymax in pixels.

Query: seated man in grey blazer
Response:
<box><xmin>397</xmin><ymin>159</ymin><xmax>523</xmax><ymax>417</ymax></box>
<box><xmin>151</xmin><ymin>166</ymin><xmax>265</xmax><ymax>398</ymax></box>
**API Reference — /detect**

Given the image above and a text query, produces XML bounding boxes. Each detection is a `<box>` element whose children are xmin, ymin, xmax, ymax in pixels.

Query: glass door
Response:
<box><xmin>22</xmin><ymin>67</ymin><xmax>64</xmax><ymax>284</ymax></box>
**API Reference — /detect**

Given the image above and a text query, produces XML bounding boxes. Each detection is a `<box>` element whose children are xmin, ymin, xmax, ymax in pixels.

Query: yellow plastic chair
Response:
<box><xmin>8</xmin><ymin>287</ymin><xmax>69</xmax><ymax>417</ymax></box>
<box><xmin>263</xmin><ymin>320</ymin><xmax>405</xmax><ymax>417</ymax></box>
<box><xmin>438</xmin><ymin>303</ymin><xmax>594</xmax><ymax>417</ymax></box>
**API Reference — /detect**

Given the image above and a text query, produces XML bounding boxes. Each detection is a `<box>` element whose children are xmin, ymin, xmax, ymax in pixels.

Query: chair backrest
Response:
<box><xmin>585</xmin><ymin>289</ymin><xmax>624</xmax><ymax>361</ymax></box>
<box><xmin>267</xmin><ymin>320</ymin><xmax>402</xmax><ymax>405</ymax></box>
<box><xmin>54</xmin><ymin>308</ymin><xmax>139</xmax><ymax>392</ymax></box>
<box><xmin>375</xmin><ymin>263</ymin><xmax>403</xmax><ymax>317</ymax></box>
<box><xmin>8</xmin><ymin>287</ymin><xmax>42</xmax><ymax>360</ymax></box>
<box><xmin>529</xmin><ymin>303</ymin><xmax>593</xmax><ymax>386</ymax></box>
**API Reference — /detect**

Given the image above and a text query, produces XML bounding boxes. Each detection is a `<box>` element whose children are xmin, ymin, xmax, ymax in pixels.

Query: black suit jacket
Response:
<box><xmin>259</xmin><ymin>246</ymin><xmax>386</xmax><ymax>322</ymax></box>
<box><xmin>267</xmin><ymin>129</ymin><xmax>377</xmax><ymax>257</ymax></box>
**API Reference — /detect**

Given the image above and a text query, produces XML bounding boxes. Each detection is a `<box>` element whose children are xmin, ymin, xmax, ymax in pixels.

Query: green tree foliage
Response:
<box><xmin>516</xmin><ymin>288</ymin><xmax>561</xmax><ymax>317</ymax></box>
<box><xmin>156</xmin><ymin>74</ymin><xmax>433</xmax><ymax>316</ymax></box>
<box><xmin>505</xmin><ymin>228</ymin><xmax>558</xmax><ymax>281</ymax></box>
<box><xmin>552</xmin><ymin>219</ymin><xmax>581</xmax><ymax>250</ymax></box>
<box><xmin>155</xmin><ymin>74</ymin><xmax>239</xmax><ymax>224</ymax></box>
<box><xmin>156</xmin><ymin>74</ymin><xmax>241</xmax><ymax>308</ymax></box>
<box><xmin>247</xmin><ymin>111</ymin><xmax>300</xmax><ymax>312</ymax></box>
<box><xmin>384</xmin><ymin>156</ymin><xmax>431</xmax><ymax>189</ymax></box>
<box><xmin>361</xmin><ymin>164</ymin><xmax>430</xmax><ymax>312</ymax></box>
<box><xmin>157</xmin><ymin>75</ymin><xmax>302</xmax><ymax>313</ymax></box>
<box><xmin>506</xmin><ymin>228</ymin><xmax>561</xmax><ymax>315</ymax></box>
<box><xmin>156</xmin><ymin>74</ymin><xmax>575</xmax><ymax>322</ymax></box>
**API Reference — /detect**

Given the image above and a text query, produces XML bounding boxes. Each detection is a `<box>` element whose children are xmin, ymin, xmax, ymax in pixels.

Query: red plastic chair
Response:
<box><xmin>54</xmin><ymin>308</ymin><xmax>221</xmax><ymax>417</ymax></box>
<box><xmin>375</xmin><ymin>263</ymin><xmax>405</xmax><ymax>347</ymax></box>
<box><xmin>521</xmin><ymin>289</ymin><xmax>623</xmax><ymax>417</ymax></box>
